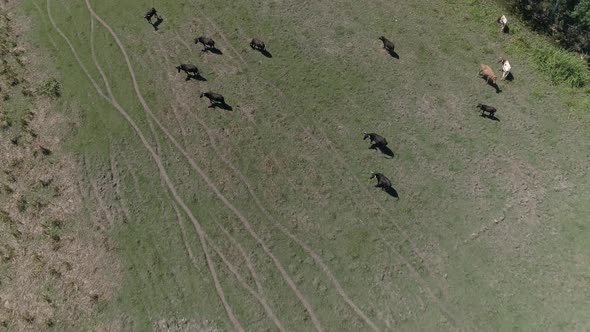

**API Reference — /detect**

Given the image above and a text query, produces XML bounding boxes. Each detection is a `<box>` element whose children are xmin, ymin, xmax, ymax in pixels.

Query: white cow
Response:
<box><xmin>497</xmin><ymin>15</ymin><xmax>508</xmax><ymax>32</ymax></box>
<box><xmin>498</xmin><ymin>57</ymin><xmax>511</xmax><ymax>80</ymax></box>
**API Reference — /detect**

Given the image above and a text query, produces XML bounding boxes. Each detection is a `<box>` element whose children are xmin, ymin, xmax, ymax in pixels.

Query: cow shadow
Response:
<box><xmin>371</xmin><ymin>145</ymin><xmax>394</xmax><ymax>158</ymax></box>
<box><xmin>502</xmin><ymin>25</ymin><xmax>510</xmax><ymax>34</ymax></box>
<box><xmin>150</xmin><ymin>18</ymin><xmax>163</xmax><ymax>31</ymax></box>
<box><xmin>384</xmin><ymin>187</ymin><xmax>399</xmax><ymax>200</ymax></box>
<box><xmin>203</xmin><ymin>47</ymin><xmax>223</xmax><ymax>55</ymax></box>
<box><xmin>260</xmin><ymin>49</ymin><xmax>273</xmax><ymax>58</ymax></box>
<box><xmin>481</xmin><ymin>77</ymin><xmax>502</xmax><ymax>93</ymax></box>
<box><xmin>505</xmin><ymin>72</ymin><xmax>514</xmax><ymax>81</ymax></box>
<box><xmin>186</xmin><ymin>73</ymin><xmax>207</xmax><ymax>81</ymax></box>
<box><xmin>387</xmin><ymin>49</ymin><xmax>400</xmax><ymax>59</ymax></box>
<box><xmin>480</xmin><ymin>113</ymin><xmax>500</xmax><ymax>121</ymax></box>
<box><xmin>208</xmin><ymin>103</ymin><xmax>233</xmax><ymax>111</ymax></box>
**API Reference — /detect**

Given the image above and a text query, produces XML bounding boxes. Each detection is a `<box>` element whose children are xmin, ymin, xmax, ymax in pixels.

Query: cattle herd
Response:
<box><xmin>145</xmin><ymin>7</ymin><xmax>512</xmax><ymax>198</ymax></box>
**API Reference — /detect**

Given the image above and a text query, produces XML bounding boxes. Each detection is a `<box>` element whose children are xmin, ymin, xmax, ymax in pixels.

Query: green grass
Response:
<box><xmin>15</xmin><ymin>0</ymin><xmax>590</xmax><ymax>330</ymax></box>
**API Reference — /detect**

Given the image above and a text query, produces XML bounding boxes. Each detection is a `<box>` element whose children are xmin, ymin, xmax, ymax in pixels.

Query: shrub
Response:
<box><xmin>38</xmin><ymin>78</ymin><xmax>61</xmax><ymax>98</ymax></box>
<box><xmin>530</xmin><ymin>43</ymin><xmax>590</xmax><ymax>88</ymax></box>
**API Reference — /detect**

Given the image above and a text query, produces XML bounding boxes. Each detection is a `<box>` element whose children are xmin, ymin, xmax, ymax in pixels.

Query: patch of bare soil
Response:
<box><xmin>0</xmin><ymin>1</ymin><xmax>119</xmax><ymax>330</ymax></box>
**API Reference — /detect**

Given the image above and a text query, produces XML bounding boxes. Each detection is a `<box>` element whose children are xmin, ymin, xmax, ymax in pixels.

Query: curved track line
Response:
<box><xmin>176</xmin><ymin>12</ymin><xmax>459</xmax><ymax>323</ymax></box>
<box><xmin>84</xmin><ymin>2</ymin><xmax>322</xmax><ymax>330</ymax></box>
<box><xmin>179</xmin><ymin>11</ymin><xmax>451</xmax><ymax>310</ymax></box>
<box><xmin>109</xmin><ymin>147</ymin><xmax>132</xmax><ymax>223</ymax></box>
<box><xmin>172</xmin><ymin>202</ymin><xmax>286</xmax><ymax>332</ymax></box>
<box><xmin>90</xmin><ymin>7</ymin><xmax>281</xmax><ymax>331</ymax></box>
<box><xmin>88</xmin><ymin>15</ymin><xmax>243</xmax><ymax>331</ymax></box>
<box><xmin>79</xmin><ymin>156</ymin><xmax>109</xmax><ymax>230</ymax></box>
<box><xmin>169</xmin><ymin>31</ymin><xmax>381</xmax><ymax>331</ymax></box>
<box><xmin>150</xmin><ymin>51</ymin><xmax>279</xmax><ymax>315</ymax></box>
<box><xmin>92</xmin><ymin>13</ymin><xmax>279</xmax><ymax>329</ymax></box>
<box><xmin>45</xmin><ymin>7</ymin><xmax>242</xmax><ymax>330</ymax></box>
<box><xmin>148</xmin><ymin>47</ymin><xmax>268</xmax><ymax>298</ymax></box>
<box><xmin>150</xmin><ymin>46</ymin><xmax>290</xmax><ymax>330</ymax></box>
<box><xmin>196</xmin><ymin>116</ymin><xmax>382</xmax><ymax>332</ymax></box>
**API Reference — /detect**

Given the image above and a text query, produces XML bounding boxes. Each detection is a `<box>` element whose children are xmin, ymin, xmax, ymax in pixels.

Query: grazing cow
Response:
<box><xmin>200</xmin><ymin>92</ymin><xmax>225</xmax><ymax>106</ymax></box>
<box><xmin>370</xmin><ymin>173</ymin><xmax>392</xmax><ymax>190</ymax></box>
<box><xmin>250</xmin><ymin>38</ymin><xmax>266</xmax><ymax>51</ymax></box>
<box><xmin>379</xmin><ymin>36</ymin><xmax>395</xmax><ymax>53</ymax></box>
<box><xmin>497</xmin><ymin>15</ymin><xmax>508</xmax><ymax>32</ymax></box>
<box><xmin>176</xmin><ymin>64</ymin><xmax>199</xmax><ymax>78</ymax></box>
<box><xmin>497</xmin><ymin>57</ymin><xmax>511</xmax><ymax>80</ymax></box>
<box><xmin>195</xmin><ymin>36</ymin><xmax>215</xmax><ymax>51</ymax></box>
<box><xmin>363</xmin><ymin>132</ymin><xmax>388</xmax><ymax>149</ymax></box>
<box><xmin>144</xmin><ymin>7</ymin><xmax>157</xmax><ymax>22</ymax></box>
<box><xmin>479</xmin><ymin>64</ymin><xmax>497</xmax><ymax>84</ymax></box>
<box><xmin>477</xmin><ymin>103</ymin><xmax>497</xmax><ymax>117</ymax></box>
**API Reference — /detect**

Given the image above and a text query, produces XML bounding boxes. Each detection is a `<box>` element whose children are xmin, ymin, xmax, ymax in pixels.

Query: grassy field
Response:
<box><xmin>14</xmin><ymin>0</ymin><xmax>590</xmax><ymax>330</ymax></box>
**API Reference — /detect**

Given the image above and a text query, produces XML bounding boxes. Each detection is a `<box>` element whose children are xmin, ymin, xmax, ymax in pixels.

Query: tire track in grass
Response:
<box><xmin>171</xmin><ymin>201</ymin><xmax>287</xmax><ymax>332</ymax></box>
<box><xmin>194</xmin><ymin>116</ymin><xmax>385</xmax><ymax>331</ymax></box>
<box><xmin>79</xmin><ymin>156</ymin><xmax>110</xmax><ymax>231</ymax></box>
<box><xmin>149</xmin><ymin>117</ymin><xmax>283</xmax><ymax>331</ymax></box>
<box><xmin>171</xmin><ymin>17</ymin><xmax>453</xmax><ymax>327</ymax></box>
<box><xmin>46</xmin><ymin>3</ymin><xmax>244</xmax><ymax>328</ymax></box>
<box><xmin>146</xmin><ymin>43</ymin><xmax>278</xmax><ymax>320</ymax></box>
<box><xmin>87</xmin><ymin>14</ymin><xmax>244</xmax><ymax>331</ymax></box>
<box><xmin>83</xmin><ymin>1</ymin><xmax>323</xmax><ymax>330</ymax></box>
<box><xmin>169</xmin><ymin>33</ymin><xmax>382</xmax><ymax>331</ymax></box>
<box><xmin>109</xmin><ymin>147</ymin><xmax>132</xmax><ymax>223</ymax></box>
<box><xmin>89</xmin><ymin>8</ymin><xmax>283</xmax><ymax>330</ymax></box>
<box><xmin>175</xmin><ymin>12</ymin><xmax>460</xmax><ymax>324</ymax></box>
<box><xmin>143</xmin><ymin>49</ymin><xmax>278</xmax><ymax>325</ymax></box>
<box><xmin>87</xmin><ymin>166</ymin><xmax>115</xmax><ymax>228</ymax></box>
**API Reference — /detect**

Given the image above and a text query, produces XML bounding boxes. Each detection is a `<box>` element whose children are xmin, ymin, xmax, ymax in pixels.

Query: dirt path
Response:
<box><xmin>83</xmin><ymin>1</ymin><xmax>323</xmax><ymax>330</ymax></box>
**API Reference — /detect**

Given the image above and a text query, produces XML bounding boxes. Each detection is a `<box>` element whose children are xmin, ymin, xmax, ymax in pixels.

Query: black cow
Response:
<box><xmin>477</xmin><ymin>103</ymin><xmax>497</xmax><ymax>117</ymax></box>
<box><xmin>176</xmin><ymin>64</ymin><xmax>199</xmax><ymax>79</ymax></box>
<box><xmin>363</xmin><ymin>132</ymin><xmax>388</xmax><ymax>150</ymax></box>
<box><xmin>379</xmin><ymin>36</ymin><xmax>395</xmax><ymax>53</ymax></box>
<box><xmin>370</xmin><ymin>173</ymin><xmax>392</xmax><ymax>190</ymax></box>
<box><xmin>195</xmin><ymin>36</ymin><xmax>215</xmax><ymax>51</ymax></box>
<box><xmin>200</xmin><ymin>92</ymin><xmax>225</xmax><ymax>106</ymax></box>
<box><xmin>144</xmin><ymin>8</ymin><xmax>157</xmax><ymax>22</ymax></box>
<box><xmin>250</xmin><ymin>38</ymin><xmax>266</xmax><ymax>51</ymax></box>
